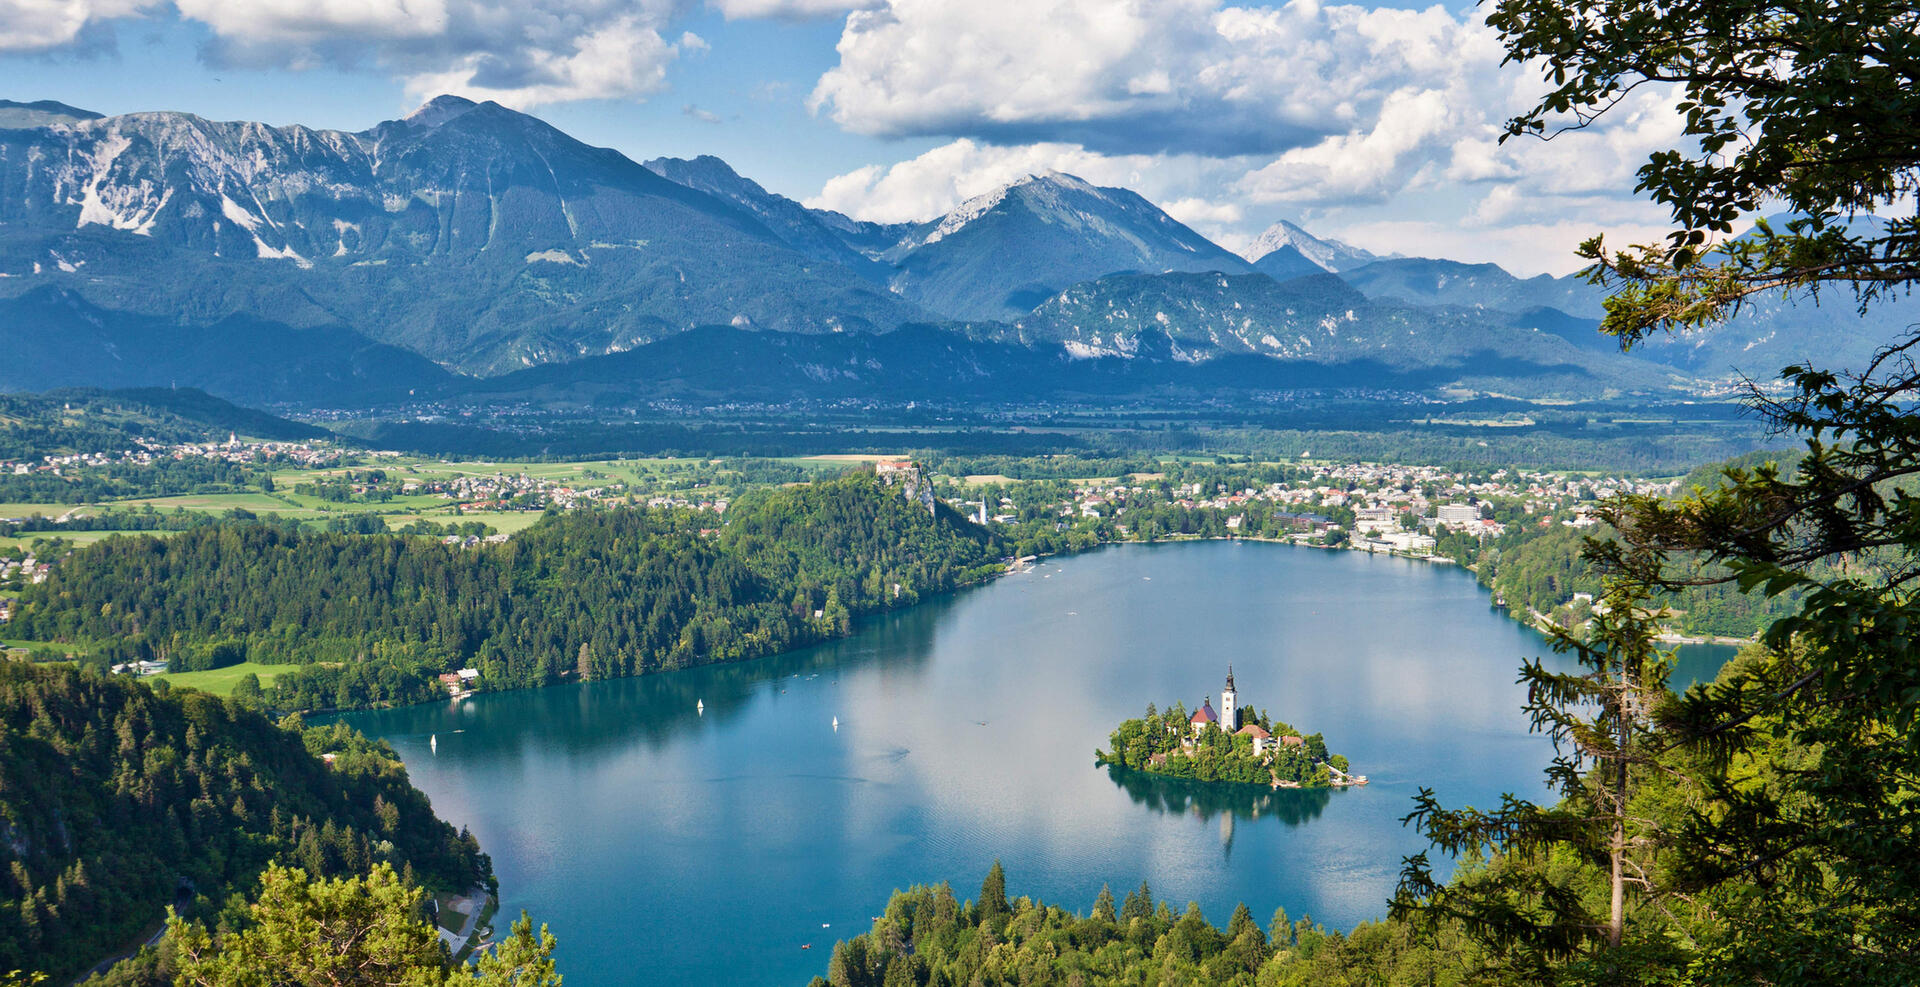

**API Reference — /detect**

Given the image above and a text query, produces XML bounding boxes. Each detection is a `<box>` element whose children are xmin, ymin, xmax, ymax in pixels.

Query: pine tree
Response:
<box><xmin>1091</xmin><ymin>884</ymin><xmax>1116</xmax><ymax>924</ymax></box>
<box><xmin>977</xmin><ymin>860</ymin><xmax>1009</xmax><ymax>922</ymax></box>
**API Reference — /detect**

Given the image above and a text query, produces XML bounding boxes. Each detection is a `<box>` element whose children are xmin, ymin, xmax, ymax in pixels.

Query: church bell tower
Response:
<box><xmin>1221</xmin><ymin>666</ymin><xmax>1238</xmax><ymax>732</ymax></box>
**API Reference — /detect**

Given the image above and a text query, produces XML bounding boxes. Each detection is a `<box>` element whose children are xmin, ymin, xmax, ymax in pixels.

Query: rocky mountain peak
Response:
<box><xmin>1243</xmin><ymin>220</ymin><xmax>1377</xmax><ymax>273</ymax></box>
<box><xmin>403</xmin><ymin>94</ymin><xmax>481</xmax><ymax>129</ymax></box>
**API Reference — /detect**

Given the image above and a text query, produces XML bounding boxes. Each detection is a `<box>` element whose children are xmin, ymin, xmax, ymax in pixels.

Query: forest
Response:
<box><xmin>7</xmin><ymin>471</ymin><xmax>1002</xmax><ymax>711</ymax></box>
<box><xmin>804</xmin><ymin>862</ymin><xmax>1472</xmax><ymax>987</ymax></box>
<box><xmin>0</xmin><ymin>662</ymin><xmax>491</xmax><ymax>982</ymax></box>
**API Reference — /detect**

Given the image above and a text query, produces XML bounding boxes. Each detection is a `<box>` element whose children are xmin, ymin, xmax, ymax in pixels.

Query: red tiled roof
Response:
<box><xmin>1281</xmin><ymin>734</ymin><xmax>1305</xmax><ymax>746</ymax></box>
<box><xmin>1190</xmin><ymin>702</ymin><xmax>1217</xmax><ymax>723</ymax></box>
<box><xmin>1237</xmin><ymin>724</ymin><xmax>1270</xmax><ymax>739</ymax></box>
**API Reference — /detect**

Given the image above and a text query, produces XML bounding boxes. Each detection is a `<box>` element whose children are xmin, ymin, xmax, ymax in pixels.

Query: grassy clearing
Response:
<box><xmin>0</xmin><ymin>503</ymin><xmax>94</xmax><ymax>519</ymax></box>
<box><xmin>117</xmin><ymin>492</ymin><xmax>293</xmax><ymax>512</ymax></box>
<box><xmin>2</xmin><ymin>638</ymin><xmax>95</xmax><ymax>657</ymax></box>
<box><xmin>152</xmin><ymin>661</ymin><xmax>291</xmax><ymax>695</ymax></box>
<box><xmin>0</xmin><ymin>529</ymin><xmax>177</xmax><ymax>551</ymax></box>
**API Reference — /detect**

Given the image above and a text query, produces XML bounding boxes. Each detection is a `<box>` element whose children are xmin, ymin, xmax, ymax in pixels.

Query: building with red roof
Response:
<box><xmin>1189</xmin><ymin>699</ymin><xmax>1218</xmax><ymax>736</ymax></box>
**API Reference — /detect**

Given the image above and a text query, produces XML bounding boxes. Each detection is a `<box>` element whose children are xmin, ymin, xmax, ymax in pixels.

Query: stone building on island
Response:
<box><xmin>1190</xmin><ymin>666</ymin><xmax>1272</xmax><ymax>755</ymax></box>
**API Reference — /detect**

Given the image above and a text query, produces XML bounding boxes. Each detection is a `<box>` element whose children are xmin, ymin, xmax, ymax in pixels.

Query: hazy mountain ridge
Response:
<box><xmin>0</xmin><ymin>96</ymin><xmax>1897</xmax><ymax>407</ymax></box>
<box><xmin>461</xmin><ymin>319</ymin><xmax>1629</xmax><ymax>405</ymax></box>
<box><xmin>0</xmin><ymin>96</ymin><xmax>921</xmax><ymax>374</ymax></box>
<box><xmin>0</xmin><ymin>287</ymin><xmax>453</xmax><ymax>406</ymax></box>
<box><xmin>1004</xmin><ymin>270</ymin><xmax>1673</xmax><ymax>394</ymax></box>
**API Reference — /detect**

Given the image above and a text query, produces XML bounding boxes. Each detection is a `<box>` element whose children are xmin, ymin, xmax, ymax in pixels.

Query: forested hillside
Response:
<box><xmin>0</xmin><ymin>663</ymin><xmax>490</xmax><ymax>981</ymax></box>
<box><xmin>0</xmin><ymin>387</ymin><xmax>324</xmax><ymax>460</ymax></box>
<box><xmin>1474</xmin><ymin>450</ymin><xmax>1814</xmax><ymax>638</ymax></box>
<box><xmin>8</xmin><ymin>472</ymin><xmax>1001</xmax><ymax>709</ymax></box>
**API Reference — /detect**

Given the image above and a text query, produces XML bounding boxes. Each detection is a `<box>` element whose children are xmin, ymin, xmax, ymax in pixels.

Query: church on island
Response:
<box><xmin>1096</xmin><ymin>667</ymin><xmax>1362</xmax><ymax>789</ymax></box>
<box><xmin>1188</xmin><ymin>666</ymin><xmax>1289</xmax><ymax>756</ymax></box>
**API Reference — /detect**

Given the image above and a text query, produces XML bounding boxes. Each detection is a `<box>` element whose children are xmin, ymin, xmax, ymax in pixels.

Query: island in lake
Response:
<box><xmin>1096</xmin><ymin>667</ymin><xmax>1366</xmax><ymax>789</ymax></box>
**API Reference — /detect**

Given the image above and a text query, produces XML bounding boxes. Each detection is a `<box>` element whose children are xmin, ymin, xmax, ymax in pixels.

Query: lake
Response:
<box><xmin>340</xmin><ymin>540</ymin><xmax>1729</xmax><ymax>985</ymax></box>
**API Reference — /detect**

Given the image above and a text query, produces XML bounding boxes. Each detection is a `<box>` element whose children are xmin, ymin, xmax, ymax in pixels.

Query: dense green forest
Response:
<box><xmin>8</xmin><ymin>472</ymin><xmax>1001</xmax><ymax>710</ymax></box>
<box><xmin>804</xmin><ymin>861</ymin><xmax>1476</xmax><ymax>987</ymax></box>
<box><xmin>0</xmin><ymin>662</ymin><xmax>490</xmax><ymax>981</ymax></box>
<box><xmin>1097</xmin><ymin>704</ymin><xmax>1345</xmax><ymax>787</ymax></box>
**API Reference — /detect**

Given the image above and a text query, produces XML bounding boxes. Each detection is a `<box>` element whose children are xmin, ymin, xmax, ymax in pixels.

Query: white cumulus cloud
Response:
<box><xmin>0</xmin><ymin>0</ymin><xmax>159</xmax><ymax>51</ymax></box>
<box><xmin>3</xmin><ymin>0</ymin><xmax>694</xmax><ymax>107</ymax></box>
<box><xmin>802</xmin><ymin>137</ymin><xmax>1234</xmax><ymax>225</ymax></box>
<box><xmin>708</xmin><ymin>0</ymin><xmax>881</xmax><ymax>18</ymax></box>
<box><xmin>806</xmin><ymin>0</ymin><xmax>1689</xmax><ymax>272</ymax></box>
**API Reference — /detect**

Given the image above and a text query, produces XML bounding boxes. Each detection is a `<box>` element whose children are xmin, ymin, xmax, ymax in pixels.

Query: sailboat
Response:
<box><xmin>697</xmin><ymin>699</ymin><xmax>704</xmax><ymax>715</ymax></box>
<box><xmin>429</xmin><ymin>734</ymin><xmax>437</xmax><ymax>754</ymax></box>
<box><xmin>832</xmin><ymin>716</ymin><xmax>840</xmax><ymax>731</ymax></box>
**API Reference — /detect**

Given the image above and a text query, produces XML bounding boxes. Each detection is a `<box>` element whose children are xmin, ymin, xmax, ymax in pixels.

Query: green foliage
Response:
<box><xmin>10</xmin><ymin>472</ymin><xmax>1000</xmax><ymax>710</ymax></box>
<box><xmin>0</xmin><ymin>663</ymin><xmax>489</xmax><ymax>980</ymax></box>
<box><xmin>808</xmin><ymin>865</ymin><xmax>1478</xmax><ymax>987</ymax></box>
<box><xmin>1489</xmin><ymin>0</ymin><xmax>1920</xmax><ymax>341</ymax></box>
<box><xmin>169</xmin><ymin>864</ymin><xmax>560</xmax><ymax>987</ymax></box>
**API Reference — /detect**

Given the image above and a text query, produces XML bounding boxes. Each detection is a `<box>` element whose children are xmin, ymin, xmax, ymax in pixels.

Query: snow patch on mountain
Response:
<box><xmin>914</xmin><ymin>184</ymin><xmax>1012</xmax><ymax>248</ymax></box>
<box><xmin>1243</xmin><ymin>220</ymin><xmax>1377</xmax><ymax>272</ymax></box>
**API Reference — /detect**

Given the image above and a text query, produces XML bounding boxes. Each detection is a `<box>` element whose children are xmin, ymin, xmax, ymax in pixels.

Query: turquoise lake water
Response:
<box><xmin>341</xmin><ymin>540</ymin><xmax>1732</xmax><ymax>985</ymax></box>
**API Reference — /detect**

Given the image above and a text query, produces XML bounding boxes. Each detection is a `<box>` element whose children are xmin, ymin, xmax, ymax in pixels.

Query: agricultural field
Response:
<box><xmin>1</xmin><ymin>453</ymin><xmax>878</xmax><ymax>547</ymax></box>
<box><xmin>0</xmin><ymin>529</ymin><xmax>176</xmax><ymax>551</ymax></box>
<box><xmin>150</xmin><ymin>660</ymin><xmax>291</xmax><ymax>695</ymax></box>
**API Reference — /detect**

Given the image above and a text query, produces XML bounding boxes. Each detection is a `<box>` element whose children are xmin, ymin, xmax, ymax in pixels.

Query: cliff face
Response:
<box><xmin>877</xmin><ymin>461</ymin><xmax>937</xmax><ymax>516</ymax></box>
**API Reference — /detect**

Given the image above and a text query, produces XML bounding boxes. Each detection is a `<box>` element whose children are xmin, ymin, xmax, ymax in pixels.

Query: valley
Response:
<box><xmin>2</xmin><ymin>4</ymin><xmax>1913</xmax><ymax>980</ymax></box>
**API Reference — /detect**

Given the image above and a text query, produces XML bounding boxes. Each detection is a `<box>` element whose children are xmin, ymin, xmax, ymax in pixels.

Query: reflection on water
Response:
<box><xmin>343</xmin><ymin>541</ymin><xmax>1737</xmax><ymax>987</ymax></box>
<box><xmin>390</xmin><ymin>603</ymin><xmax>947</xmax><ymax>763</ymax></box>
<box><xmin>1104</xmin><ymin>763</ymin><xmax>1335</xmax><ymax>826</ymax></box>
<box><xmin>1103</xmin><ymin>764</ymin><xmax>1338</xmax><ymax>862</ymax></box>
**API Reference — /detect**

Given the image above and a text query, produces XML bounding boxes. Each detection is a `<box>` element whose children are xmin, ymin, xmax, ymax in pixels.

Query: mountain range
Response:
<box><xmin>0</xmin><ymin>95</ymin><xmax>1905</xmax><ymax>410</ymax></box>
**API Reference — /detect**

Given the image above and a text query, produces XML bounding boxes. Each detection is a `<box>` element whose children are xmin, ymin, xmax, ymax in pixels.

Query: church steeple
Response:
<box><xmin>1221</xmin><ymin>666</ymin><xmax>1238</xmax><ymax>732</ymax></box>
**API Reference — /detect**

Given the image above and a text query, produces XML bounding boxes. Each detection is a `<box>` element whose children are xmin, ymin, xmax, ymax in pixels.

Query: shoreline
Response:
<box><xmin>295</xmin><ymin>531</ymin><xmax>1754</xmax><ymax>720</ymax></box>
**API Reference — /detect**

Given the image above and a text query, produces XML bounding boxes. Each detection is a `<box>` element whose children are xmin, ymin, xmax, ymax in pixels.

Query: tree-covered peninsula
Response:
<box><xmin>8</xmin><ymin>469</ymin><xmax>1001</xmax><ymax>711</ymax></box>
<box><xmin>1095</xmin><ymin>671</ymin><xmax>1355</xmax><ymax>789</ymax></box>
<box><xmin>0</xmin><ymin>662</ymin><xmax>495</xmax><ymax>982</ymax></box>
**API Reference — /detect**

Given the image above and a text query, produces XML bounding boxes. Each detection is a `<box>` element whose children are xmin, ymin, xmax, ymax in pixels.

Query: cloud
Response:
<box><xmin>708</xmin><ymin>0</ymin><xmax>881</xmax><ymax>18</ymax></box>
<box><xmin>801</xmin><ymin>1</ymin><xmax>1692</xmax><ymax>275</ymax></box>
<box><xmin>389</xmin><ymin>12</ymin><xmax>685</xmax><ymax>107</ymax></box>
<box><xmin>683</xmin><ymin>102</ymin><xmax>721</xmax><ymax>122</ymax></box>
<box><xmin>802</xmin><ymin>137</ymin><xmax>1234</xmax><ymax>225</ymax></box>
<box><xmin>4</xmin><ymin>0</ymin><xmax>693</xmax><ymax>106</ymax></box>
<box><xmin>809</xmin><ymin>0</ymin><xmax>1515</xmax><ymax>157</ymax></box>
<box><xmin>0</xmin><ymin>0</ymin><xmax>159</xmax><ymax>52</ymax></box>
<box><xmin>1328</xmin><ymin>214</ymin><xmax>1673</xmax><ymax>278</ymax></box>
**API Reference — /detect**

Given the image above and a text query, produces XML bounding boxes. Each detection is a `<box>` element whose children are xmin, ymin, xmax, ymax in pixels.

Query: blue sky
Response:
<box><xmin>0</xmin><ymin>0</ymin><xmax>1682</xmax><ymax>275</ymax></box>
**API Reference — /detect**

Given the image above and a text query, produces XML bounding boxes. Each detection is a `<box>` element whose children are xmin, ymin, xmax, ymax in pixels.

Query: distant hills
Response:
<box><xmin>0</xmin><ymin>386</ymin><xmax>325</xmax><ymax>459</ymax></box>
<box><xmin>0</xmin><ymin>96</ymin><xmax>1904</xmax><ymax>410</ymax></box>
<box><xmin>0</xmin><ymin>288</ymin><xmax>452</xmax><ymax>405</ymax></box>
